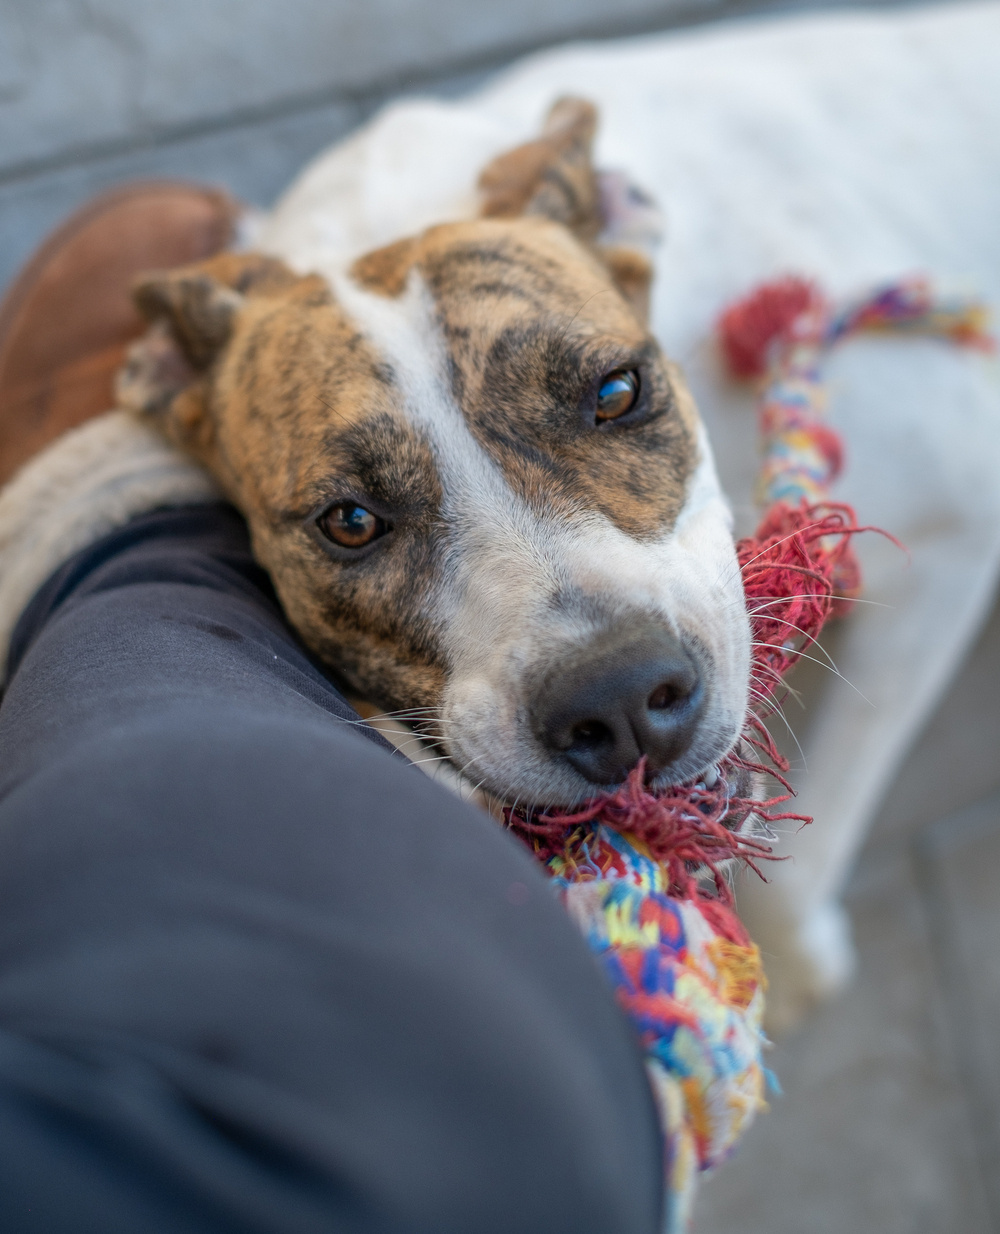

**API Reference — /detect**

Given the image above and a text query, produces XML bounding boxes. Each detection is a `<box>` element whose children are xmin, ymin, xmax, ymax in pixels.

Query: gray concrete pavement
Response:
<box><xmin>0</xmin><ymin>0</ymin><xmax>911</xmax><ymax>293</ymax></box>
<box><xmin>1</xmin><ymin>0</ymin><xmax>734</xmax><ymax>176</ymax></box>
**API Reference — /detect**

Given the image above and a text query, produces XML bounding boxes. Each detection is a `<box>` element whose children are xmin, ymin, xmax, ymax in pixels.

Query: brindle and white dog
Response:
<box><xmin>119</xmin><ymin>99</ymin><xmax>751</xmax><ymax>812</ymax></box>
<box><xmin>2</xmin><ymin>6</ymin><xmax>995</xmax><ymax>1034</ymax></box>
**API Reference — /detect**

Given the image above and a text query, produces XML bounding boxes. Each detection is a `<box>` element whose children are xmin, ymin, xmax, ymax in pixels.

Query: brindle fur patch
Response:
<box><xmin>411</xmin><ymin>218</ymin><xmax>697</xmax><ymax>539</ymax></box>
<box><xmin>220</xmin><ymin>295</ymin><xmax>450</xmax><ymax>712</ymax></box>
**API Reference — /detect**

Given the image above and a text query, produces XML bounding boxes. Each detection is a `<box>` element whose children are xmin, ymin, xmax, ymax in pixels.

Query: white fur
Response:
<box><xmin>0</xmin><ymin>411</ymin><xmax>219</xmax><ymax>682</ymax></box>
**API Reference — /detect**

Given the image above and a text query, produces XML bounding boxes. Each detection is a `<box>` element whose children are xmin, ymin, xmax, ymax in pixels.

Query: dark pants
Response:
<box><xmin>0</xmin><ymin>504</ymin><xmax>662</xmax><ymax>1234</ymax></box>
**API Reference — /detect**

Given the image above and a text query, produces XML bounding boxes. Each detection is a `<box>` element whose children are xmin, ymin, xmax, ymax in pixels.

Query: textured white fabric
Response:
<box><xmin>0</xmin><ymin>411</ymin><xmax>219</xmax><ymax>683</ymax></box>
<box><xmin>261</xmin><ymin>1</ymin><xmax>1000</xmax><ymax>1024</ymax></box>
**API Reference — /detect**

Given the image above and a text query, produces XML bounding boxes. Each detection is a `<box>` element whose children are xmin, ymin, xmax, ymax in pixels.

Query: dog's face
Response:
<box><xmin>121</xmin><ymin>99</ymin><xmax>750</xmax><ymax>806</ymax></box>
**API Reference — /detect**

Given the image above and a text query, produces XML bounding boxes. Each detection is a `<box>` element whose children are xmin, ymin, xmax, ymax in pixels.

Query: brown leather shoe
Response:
<box><xmin>0</xmin><ymin>180</ymin><xmax>241</xmax><ymax>487</ymax></box>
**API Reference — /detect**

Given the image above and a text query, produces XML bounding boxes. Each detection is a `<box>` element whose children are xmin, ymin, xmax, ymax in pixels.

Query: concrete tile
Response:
<box><xmin>916</xmin><ymin>793</ymin><xmax>1000</xmax><ymax>1228</ymax></box>
<box><xmin>0</xmin><ymin>99</ymin><xmax>360</xmax><ymax>295</ymax></box>
<box><xmin>0</xmin><ymin>0</ymin><xmax>727</xmax><ymax>177</ymax></box>
<box><xmin>693</xmin><ymin>844</ymin><xmax>991</xmax><ymax>1234</ymax></box>
<box><xmin>0</xmin><ymin>0</ymin><xmax>929</xmax><ymax>294</ymax></box>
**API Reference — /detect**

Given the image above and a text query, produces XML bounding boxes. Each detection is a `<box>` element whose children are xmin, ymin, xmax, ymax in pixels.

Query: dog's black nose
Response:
<box><xmin>532</xmin><ymin>626</ymin><xmax>704</xmax><ymax>786</ymax></box>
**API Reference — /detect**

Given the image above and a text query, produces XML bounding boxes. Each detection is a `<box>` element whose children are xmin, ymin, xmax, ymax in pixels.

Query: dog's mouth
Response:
<box><xmin>504</xmin><ymin>743</ymin><xmax>758</xmax><ymax>830</ymax></box>
<box><xmin>691</xmin><ymin>755</ymin><xmax>755</xmax><ymax>826</ymax></box>
<box><xmin>355</xmin><ymin>696</ymin><xmax>794</xmax><ymax>903</ymax></box>
<box><xmin>361</xmin><ymin>703</ymin><xmax>757</xmax><ymax>836</ymax></box>
<box><xmin>490</xmin><ymin>742</ymin><xmax>781</xmax><ymax>902</ymax></box>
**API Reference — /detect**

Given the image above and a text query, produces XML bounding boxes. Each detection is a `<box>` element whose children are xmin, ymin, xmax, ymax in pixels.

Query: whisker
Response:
<box><xmin>360</xmin><ymin>707</ymin><xmax>444</xmax><ymax>724</ymax></box>
<box><xmin>738</xmin><ymin>519</ymin><xmax>832</xmax><ymax>570</ymax></box>
<box><xmin>747</xmin><ymin>593</ymin><xmax>891</xmax><ymax>615</ymax></box>
<box><xmin>407</xmin><ymin>754</ymin><xmax>458</xmax><ymax>769</ymax></box>
<box><xmin>750</xmin><ymin>669</ymin><xmax>805</xmax><ymax>709</ymax></box>
<box><xmin>751</xmin><ymin>637</ymin><xmax>873</xmax><ymax>704</ymax></box>
<box><xmin>746</xmin><ymin>686</ymin><xmax>807</xmax><ymax>767</ymax></box>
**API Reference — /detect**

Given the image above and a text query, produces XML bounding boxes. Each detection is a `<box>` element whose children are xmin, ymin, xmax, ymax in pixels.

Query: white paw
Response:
<box><xmin>736</xmin><ymin>883</ymin><xmax>858</xmax><ymax>1036</ymax></box>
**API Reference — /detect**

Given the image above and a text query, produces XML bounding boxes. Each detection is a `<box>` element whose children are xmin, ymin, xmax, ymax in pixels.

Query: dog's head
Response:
<box><xmin>120</xmin><ymin>99</ymin><xmax>750</xmax><ymax>806</ymax></box>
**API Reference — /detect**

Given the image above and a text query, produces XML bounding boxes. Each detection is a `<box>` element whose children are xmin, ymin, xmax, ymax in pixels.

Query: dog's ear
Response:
<box><xmin>598</xmin><ymin>244</ymin><xmax>654</xmax><ymax>324</ymax></box>
<box><xmin>132</xmin><ymin>269</ymin><xmax>243</xmax><ymax>372</ymax></box>
<box><xmin>479</xmin><ymin>98</ymin><xmax>655</xmax><ymax>323</ymax></box>
<box><xmin>479</xmin><ymin>97</ymin><xmax>602</xmax><ymax>241</ymax></box>
<box><xmin>118</xmin><ymin>253</ymin><xmax>297</xmax><ymax>445</ymax></box>
<box><xmin>349</xmin><ymin>236</ymin><xmax>419</xmax><ymax>296</ymax></box>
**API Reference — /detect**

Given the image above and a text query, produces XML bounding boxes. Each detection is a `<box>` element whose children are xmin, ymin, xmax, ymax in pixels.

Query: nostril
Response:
<box><xmin>570</xmin><ymin>719</ymin><xmax>613</xmax><ymax>749</ymax></box>
<box><xmin>647</xmin><ymin>681</ymin><xmax>685</xmax><ymax>711</ymax></box>
<box><xmin>530</xmin><ymin>623</ymin><xmax>707</xmax><ymax>786</ymax></box>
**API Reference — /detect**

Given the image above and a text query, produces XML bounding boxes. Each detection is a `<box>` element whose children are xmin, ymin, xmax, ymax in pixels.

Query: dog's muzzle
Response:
<box><xmin>530</xmin><ymin>619</ymin><xmax>706</xmax><ymax>786</ymax></box>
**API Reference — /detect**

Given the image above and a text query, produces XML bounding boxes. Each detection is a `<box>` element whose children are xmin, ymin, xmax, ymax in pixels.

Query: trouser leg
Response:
<box><xmin>0</xmin><ymin>504</ymin><xmax>662</xmax><ymax>1234</ymax></box>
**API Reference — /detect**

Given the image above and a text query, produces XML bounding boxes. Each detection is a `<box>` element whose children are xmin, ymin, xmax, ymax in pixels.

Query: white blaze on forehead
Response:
<box><xmin>331</xmin><ymin>270</ymin><xmax>526</xmax><ymax>523</ymax></box>
<box><xmin>330</xmin><ymin>269</ymin><xmax>577</xmax><ymax>651</ymax></box>
<box><xmin>329</xmin><ymin>267</ymin><xmax>749</xmax><ymax>796</ymax></box>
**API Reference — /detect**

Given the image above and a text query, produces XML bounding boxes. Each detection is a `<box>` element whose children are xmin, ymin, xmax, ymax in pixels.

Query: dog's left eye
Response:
<box><xmin>317</xmin><ymin>503</ymin><xmax>390</xmax><ymax>549</ymax></box>
<box><xmin>596</xmin><ymin>369</ymin><xmax>640</xmax><ymax>421</ymax></box>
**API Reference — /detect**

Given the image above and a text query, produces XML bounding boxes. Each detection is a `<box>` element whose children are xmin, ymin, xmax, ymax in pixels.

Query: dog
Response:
<box><xmin>105</xmin><ymin>4</ymin><xmax>1000</xmax><ymax>1031</ymax></box>
<box><xmin>118</xmin><ymin>98</ymin><xmax>752</xmax><ymax>814</ymax></box>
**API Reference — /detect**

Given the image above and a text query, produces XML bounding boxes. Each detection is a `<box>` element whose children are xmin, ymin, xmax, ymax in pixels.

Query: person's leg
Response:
<box><xmin>0</xmin><ymin>504</ymin><xmax>663</xmax><ymax>1234</ymax></box>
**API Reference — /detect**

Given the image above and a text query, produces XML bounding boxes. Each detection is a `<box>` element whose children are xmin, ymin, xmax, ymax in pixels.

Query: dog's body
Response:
<box><xmin>113</xmin><ymin>2</ymin><xmax>1000</xmax><ymax>1027</ymax></box>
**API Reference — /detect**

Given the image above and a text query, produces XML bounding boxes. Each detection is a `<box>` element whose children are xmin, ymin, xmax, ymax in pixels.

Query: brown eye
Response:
<box><xmin>317</xmin><ymin>503</ymin><xmax>389</xmax><ymax>549</ymax></box>
<box><xmin>596</xmin><ymin>369</ymin><xmax>640</xmax><ymax>421</ymax></box>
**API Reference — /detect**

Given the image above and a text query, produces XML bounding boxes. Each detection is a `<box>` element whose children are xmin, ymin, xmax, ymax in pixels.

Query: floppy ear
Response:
<box><xmin>132</xmin><ymin>270</ymin><xmax>244</xmax><ymax>372</ymax></box>
<box><xmin>117</xmin><ymin>253</ymin><xmax>295</xmax><ymax>444</ymax></box>
<box><xmin>349</xmin><ymin>236</ymin><xmax>418</xmax><ymax>296</ymax></box>
<box><xmin>479</xmin><ymin>98</ymin><xmax>655</xmax><ymax>322</ymax></box>
<box><xmin>478</xmin><ymin>97</ymin><xmax>602</xmax><ymax>241</ymax></box>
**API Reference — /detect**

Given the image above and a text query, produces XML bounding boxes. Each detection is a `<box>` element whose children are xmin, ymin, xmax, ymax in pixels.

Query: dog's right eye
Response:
<box><xmin>595</xmin><ymin>368</ymin><xmax>640</xmax><ymax>421</ymax></box>
<box><xmin>317</xmin><ymin>503</ymin><xmax>390</xmax><ymax>549</ymax></box>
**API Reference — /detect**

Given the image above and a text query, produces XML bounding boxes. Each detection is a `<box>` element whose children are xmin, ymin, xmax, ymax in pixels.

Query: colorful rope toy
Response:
<box><xmin>720</xmin><ymin>275</ymin><xmax>994</xmax><ymax>604</ymax></box>
<box><xmin>505</xmin><ymin>275</ymin><xmax>992</xmax><ymax>1231</ymax></box>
